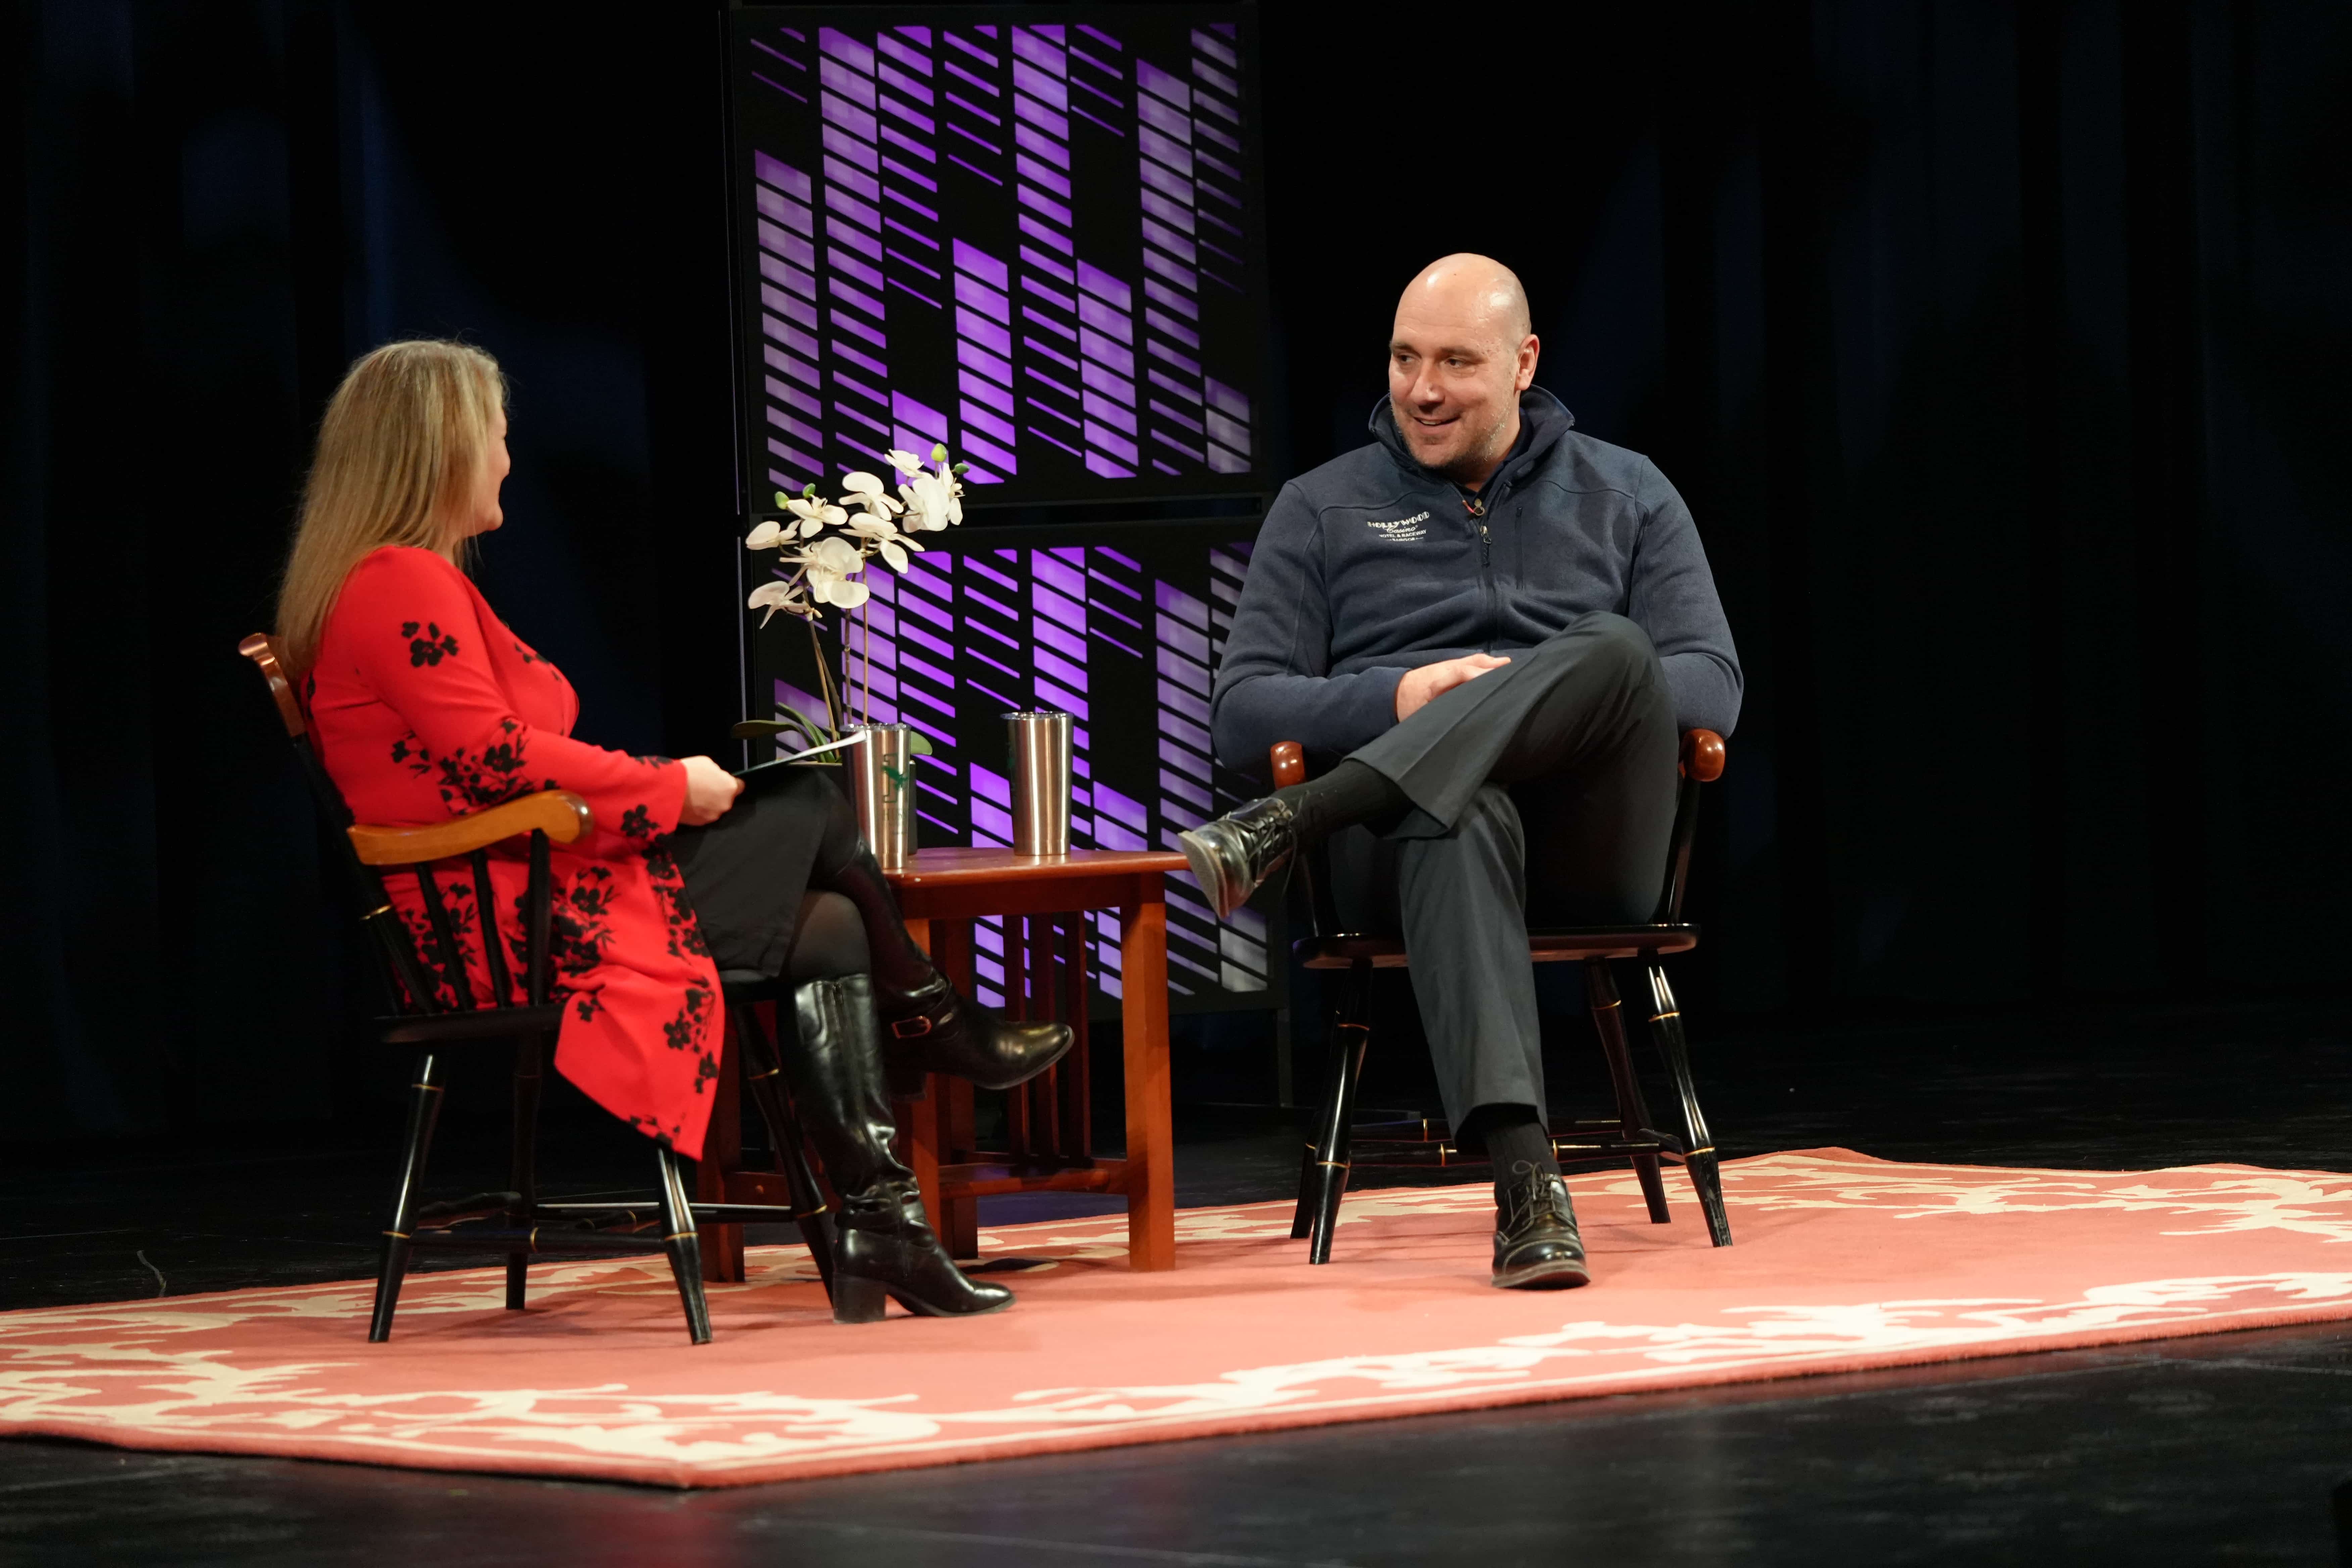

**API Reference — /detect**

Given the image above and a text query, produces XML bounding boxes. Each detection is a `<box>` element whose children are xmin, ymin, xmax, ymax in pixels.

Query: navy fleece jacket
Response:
<box><xmin>1210</xmin><ymin>389</ymin><xmax>1742</xmax><ymax>777</ymax></box>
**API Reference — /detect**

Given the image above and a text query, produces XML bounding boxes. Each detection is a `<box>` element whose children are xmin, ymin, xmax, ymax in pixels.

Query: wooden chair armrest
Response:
<box><xmin>348</xmin><ymin>790</ymin><xmax>593</xmax><ymax>867</ymax></box>
<box><xmin>1680</xmin><ymin>730</ymin><xmax>1725</xmax><ymax>783</ymax></box>
<box><xmin>1270</xmin><ymin>741</ymin><xmax>1306</xmax><ymax>787</ymax></box>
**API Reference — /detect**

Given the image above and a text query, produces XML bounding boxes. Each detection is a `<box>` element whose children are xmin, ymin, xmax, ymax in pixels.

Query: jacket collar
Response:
<box><xmin>1368</xmin><ymin>386</ymin><xmax>1577</xmax><ymax>498</ymax></box>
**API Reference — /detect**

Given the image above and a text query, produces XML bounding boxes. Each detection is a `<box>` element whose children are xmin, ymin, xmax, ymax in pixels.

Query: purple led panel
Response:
<box><xmin>731</xmin><ymin>9</ymin><xmax>1265</xmax><ymax>505</ymax></box>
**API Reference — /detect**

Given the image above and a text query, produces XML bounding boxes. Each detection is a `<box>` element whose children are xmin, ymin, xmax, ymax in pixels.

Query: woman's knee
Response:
<box><xmin>785</xmin><ymin>890</ymin><xmax>870</xmax><ymax>981</ymax></box>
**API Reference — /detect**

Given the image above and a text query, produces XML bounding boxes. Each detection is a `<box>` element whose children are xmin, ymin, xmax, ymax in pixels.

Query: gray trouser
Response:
<box><xmin>1325</xmin><ymin>613</ymin><xmax>1679</xmax><ymax>1127</ymax></box>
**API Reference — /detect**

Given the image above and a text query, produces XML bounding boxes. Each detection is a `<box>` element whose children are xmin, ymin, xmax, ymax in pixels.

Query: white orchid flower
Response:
<box><xmin>930</xmin><ymin>445</ymin><xmax>964</xmax><ymax>497</ymax></box>
<box><xmin>841</xmin><ymin>471</ymin><xmax>886</xmax><ymax>499</ymax></box>
<box><xmin>805</xmin><ymin>535</ymin><xmax>865</xmax><ymax>574</ymax></box>
<box><xmin>826</xmin><ymin>577</ymin><xmax>871</xmax><ymax>608</ymax></box>
<box><xmin>795</xmin><ymin>535</ymin><xmax>872</xmax><ymax>609</ymax></box>
<box><xmin>842</xmin><ymin>511</ymin><xmax>919</xmax><ymax>573</ymax></box>
<box><xmin>903</xmin><ymin>472</ymin><xmax>961</xmax><ymax>532</ymax></box>
<box><xmin>842</xmin><ymin>510</ymin><xmax>908</xmax><ymax>543</ymax></box>
<box><xmin>786</xmin><ymin>496</ymin><xmax>846</xmax><ymax>538</ymax></box>
<box><xmin>746</xmin><ymin>580</ymin><xmax>808</xmax><ymax>626</ymax></box>
<box><xmin>745</xmin><ymin>520</ymin><xmax>784</xmax><ymax>550</ymax></box>
<box><xmin>885</xmin><ymin>448</ymin><xmax>929</xmax><ymax>478</ymax></box>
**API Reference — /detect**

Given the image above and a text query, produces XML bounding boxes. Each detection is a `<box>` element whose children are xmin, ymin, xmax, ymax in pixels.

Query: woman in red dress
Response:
<box><xmin>278</xmin><ymin>340</ymin><xmax>1070</xmax><ymax>1323</ymax></box>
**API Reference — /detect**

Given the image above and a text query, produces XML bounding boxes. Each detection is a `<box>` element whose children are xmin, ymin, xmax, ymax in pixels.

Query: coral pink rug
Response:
<box><xmin>8</xmin><ymin>1148</ymin><xmax>2352</xmax><ymax>1488</ymax></box>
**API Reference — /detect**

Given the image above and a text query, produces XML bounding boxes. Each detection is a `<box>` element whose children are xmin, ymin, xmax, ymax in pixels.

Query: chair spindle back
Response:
<box><xmin>239</xmin><ymin>633</ymin><xmax>579</xmax><ymax>1018</ymax></box>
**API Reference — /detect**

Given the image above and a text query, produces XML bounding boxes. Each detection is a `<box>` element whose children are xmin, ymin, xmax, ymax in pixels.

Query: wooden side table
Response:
<box><xmin>886</xmin><ymin>847</ymin><xmax>1190</xmax><ymax>1272</ymax></box>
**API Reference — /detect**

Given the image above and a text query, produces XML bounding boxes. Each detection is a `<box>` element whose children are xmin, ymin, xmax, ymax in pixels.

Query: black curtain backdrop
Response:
<box><xmin>7</xmin><ymin>1</ymin><xmax>2347</xmax><ymax>1145</ymax></box>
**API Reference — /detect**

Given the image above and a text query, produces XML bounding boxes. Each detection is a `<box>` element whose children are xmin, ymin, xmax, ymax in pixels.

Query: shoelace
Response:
<box><xmin>1498</xmin><ymin>1164</ymin><xmax>1574</xmax><ymax>1232</ymax></box>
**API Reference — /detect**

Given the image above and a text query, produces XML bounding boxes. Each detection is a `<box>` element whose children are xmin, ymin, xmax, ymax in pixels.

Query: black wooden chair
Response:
<box><xmin>241</xmin><ymin>634</ymin><xmax>835</xmax><ymax>1344</ymax></box>
<box><xmin>1273</xmin><ymin>730</ymin><xmax>1733</xmax><ymax>1263</ymax></box>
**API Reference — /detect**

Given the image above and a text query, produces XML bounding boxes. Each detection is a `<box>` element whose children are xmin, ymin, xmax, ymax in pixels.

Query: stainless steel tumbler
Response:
<box><xmin>846</xmin><ymin>723</ymin><xmax>918</xmax><ymax>870</ymax></box>
<box><xmin>1004</xmin><ymin>709</ymin><xmax>1073</xmax><ymax>856</ymax></box>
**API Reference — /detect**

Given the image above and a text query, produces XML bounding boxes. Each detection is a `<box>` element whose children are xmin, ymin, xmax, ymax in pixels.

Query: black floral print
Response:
<box><xmin>402</xmin><ymin>621</ymin><xmax>460</xmax><ymax>667</ymax></box>
<box><xmin>318</xmin><ymin>544</ymin><xmax>730</xmax><ymax>1163</ymax></box>
<box><xmin>643</xmin><ymin>849</ymin><xmax>711</xmax><ymax>961</ymax></box>
<box><xmin>531</xmin><ymin>864</ymin><xmax>618</xmax><ymax>982</ymax></box>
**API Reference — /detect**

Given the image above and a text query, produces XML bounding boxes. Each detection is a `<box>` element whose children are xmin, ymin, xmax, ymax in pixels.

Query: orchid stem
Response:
<box><xmin>806</xmin><ymin>616</ymin><xmax>845</xmax><ymax>739</ymax></box>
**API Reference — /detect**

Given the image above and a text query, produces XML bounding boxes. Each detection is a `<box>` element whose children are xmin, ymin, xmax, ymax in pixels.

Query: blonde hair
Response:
<box><xmin>275</xmin><ymin>339</ymin><xmax>508</xmax><ymax>673</ymax></box>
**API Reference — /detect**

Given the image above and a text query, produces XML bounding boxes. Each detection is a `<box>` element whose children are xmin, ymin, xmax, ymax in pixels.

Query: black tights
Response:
<box><xmin>784</xmin><ymin>891</ymin><xmax>868</xmax><ymax>981</ymax></box>
<box><xmin>671</xmin><ymin>766</ymin><xmax>929</xmax><ymax>992</ymax></box>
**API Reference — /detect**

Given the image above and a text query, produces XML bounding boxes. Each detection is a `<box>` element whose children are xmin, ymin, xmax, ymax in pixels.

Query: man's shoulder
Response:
<box><xmin>1527</xmin><ymin>429</ymin><xmax>1664</xmax><ymax>502</ymax></box>
<box><xmin>1277</xmin><ymin>442</ymin><xmax>1426</xmax><ymax>520</ymax></box>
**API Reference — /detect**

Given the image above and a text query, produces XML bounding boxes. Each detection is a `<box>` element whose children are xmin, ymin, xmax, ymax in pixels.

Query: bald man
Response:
<box><xmin>1182</xmin><ymin>255</ymin><xmax>1741</xmax><ymax>1290</ymax></box>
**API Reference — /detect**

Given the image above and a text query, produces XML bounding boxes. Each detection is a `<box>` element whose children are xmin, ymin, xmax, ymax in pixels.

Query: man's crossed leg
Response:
<box><xmin>1182</xmin><ymin>611</ymin><xmax>1678</xmax><ymax>1287</ymax></box>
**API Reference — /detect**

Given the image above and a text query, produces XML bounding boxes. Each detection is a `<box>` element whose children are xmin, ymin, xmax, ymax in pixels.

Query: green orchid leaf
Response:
<box><xmin>731</xmin><ymin>719</ymin><xmax>825</xmax><ymax>740</ymax></box>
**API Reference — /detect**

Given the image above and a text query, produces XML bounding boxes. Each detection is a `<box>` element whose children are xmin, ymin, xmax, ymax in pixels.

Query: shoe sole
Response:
<box><xmin>833</xmin><ymin>1271</ymin><xmax>1018</xmax><ymax>1322</ymax></box>
<box><xmin>1491</xmin><ymin>1258</ymin><xmax>1592</xmax><ymax>1290</ymax></box>
<box><xmin>1176</xmin><ymin>829</ymin><xmax>1244</xmax><ymax>918</ymax></box>
<box><xmin>895</xmin><ymin>1288</ymin><xmax>1017</xmax><ymax>1318</ymax></box>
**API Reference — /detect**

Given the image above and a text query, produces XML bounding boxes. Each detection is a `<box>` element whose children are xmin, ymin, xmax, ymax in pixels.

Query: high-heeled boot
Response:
<box><xmin>821</xmin><ymin>846</ymin><xmax>1077</xmax><ymax>1091</ymax></box>
<box><xmin>787</xmin><ymin>975</ymin><xmax>1014</xmax><ymax>1322</ymax></box>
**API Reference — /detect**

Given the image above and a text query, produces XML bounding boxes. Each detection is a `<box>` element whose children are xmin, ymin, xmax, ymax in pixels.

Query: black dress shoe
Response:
<box><xmin>1177</xmin><ymin>796</ymin><xmax>1297</xmax><ymax>919</ymax></box>
<box><xmin>879</xmin><ymin>974</ymin><xmax>1074</xmax><ymax>1093</ymax></box>
<box><xmin>1491</xmin><ymin>1166</ymin><xmax>1591</xmax><ymax>1289</ymax></box>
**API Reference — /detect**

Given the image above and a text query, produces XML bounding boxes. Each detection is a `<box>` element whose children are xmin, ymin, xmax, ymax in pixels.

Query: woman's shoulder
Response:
<box><xmin>343</xmin><ymin>544</ymin><xmax>470</xmax><ymax>595</ymax></box>
<box><xmin>321</xmin><ymin>546</ymin><xmax>492</xmax><ymax>667</ymax></box>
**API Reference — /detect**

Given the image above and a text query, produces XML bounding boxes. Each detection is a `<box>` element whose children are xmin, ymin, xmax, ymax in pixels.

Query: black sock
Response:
<box><xmin>1466</xmin><ymin>1106</ymin><xmax>1559</xmax><ymax>1196</ymax></box>
<box><xmin>1271</xmin><ymin>760</ymin><xmax>1409</xmax><ymax>843</ymax></box>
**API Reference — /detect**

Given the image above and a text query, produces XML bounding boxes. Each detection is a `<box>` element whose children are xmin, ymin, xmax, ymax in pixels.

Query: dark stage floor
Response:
<box><xmin>8</xmin><ymin>997</ymin><xmax>2352</xmax><ymax>1565</ymax></box>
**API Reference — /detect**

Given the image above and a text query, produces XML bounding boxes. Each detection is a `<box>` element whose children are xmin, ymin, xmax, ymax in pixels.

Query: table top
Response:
<box><xmin>881</xmin><ymin>846</ymin><xmax>1191</xmax><ymax>888</ymax></box>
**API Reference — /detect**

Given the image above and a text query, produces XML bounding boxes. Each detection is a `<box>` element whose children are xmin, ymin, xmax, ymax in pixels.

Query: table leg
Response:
<box><xmin>943</xmin><ymin>1076</ymin><xmax>978</xmax><ymax>1259</ymax></box>
<box><xmin>934</xmin><ymin>921</ymin><xmax>980</xmax><ymax>1256</ymax></box>
<box><xmin>901</xmin><ymin>1083</ymin><xmax>944</xmax><ymax>1238</ymax></box>
<box><xmin>890</xmin><ymin>915</ymin><xmax>947</xmax><ymax>1235</ymax></box>
<box><xmin>1119</xmin><ymin>888</ymin><xmax>1175</xmax><ymax>1271</ymax></box>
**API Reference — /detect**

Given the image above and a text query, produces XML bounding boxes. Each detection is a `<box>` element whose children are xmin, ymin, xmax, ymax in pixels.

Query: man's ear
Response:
<box><xmin>1516</xmin><ymin>334</ymin><xmax>1540</xmax><ymax>391</ymax></box>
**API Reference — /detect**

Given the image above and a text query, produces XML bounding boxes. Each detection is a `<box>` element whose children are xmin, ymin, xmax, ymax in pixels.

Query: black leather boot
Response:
<box><xmin>1177</xmin><ymin>796</ymin><xmax>1296</xmax><ymax>919</ymax></box>
<box><xmin>786</xmin><ymin>976</ymin><xmax>1014</xmax><ymax>1322</ymax></box>
<box><xmin>881</xmin><ymin>973</ymin><xmax>1075</xmax><ymax>1093</ymax></box>
<box><xmin>1491</xmin><ymin>1164</ymin><xmax>1591</xmax><ymax>1290</ymax></box>
<box><xmin>822</xmin><ymin>848</ymin><xmax>1075</xmax><ymax>1091</ymax></box>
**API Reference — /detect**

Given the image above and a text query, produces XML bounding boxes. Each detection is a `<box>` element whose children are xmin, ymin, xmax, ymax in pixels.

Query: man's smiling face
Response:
<box><xmin>1385</xmin><ymin>256</ymin><xmax>1539</xmax><ymax>487</ymax></box>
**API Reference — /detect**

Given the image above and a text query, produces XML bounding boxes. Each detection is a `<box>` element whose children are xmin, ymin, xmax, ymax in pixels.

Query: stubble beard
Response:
<box><xmin>1397</xmin><ymin>396</ymin><xmax>1515</xmax><ymax>487</ymax></box>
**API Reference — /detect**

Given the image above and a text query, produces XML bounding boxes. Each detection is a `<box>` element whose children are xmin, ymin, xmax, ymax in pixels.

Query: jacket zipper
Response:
<box><xmin>1462</xmin><ymin>493</ymin><xmax>1495</xmax><ymax>643</ymax></box>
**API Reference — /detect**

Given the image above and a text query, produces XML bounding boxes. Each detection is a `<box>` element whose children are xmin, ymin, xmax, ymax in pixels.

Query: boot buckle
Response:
<box><xmin>890</xmin><ymin>1016</ymin><xmax>934</xmax><ymax>1039</ymax></box>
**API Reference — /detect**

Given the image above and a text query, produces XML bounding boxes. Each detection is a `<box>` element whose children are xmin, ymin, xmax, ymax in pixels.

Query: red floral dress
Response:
<box><xmin>307</xmin><ymin>546</ymin><xmax>723</xmax><ymax>1159</ymax></box>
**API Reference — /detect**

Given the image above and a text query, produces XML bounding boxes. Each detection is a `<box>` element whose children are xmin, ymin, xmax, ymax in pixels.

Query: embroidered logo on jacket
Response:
<box><xmin>1365</xmin><ymin>511</ymin><xmax>1430</xmax><ymax>542</ymax></box>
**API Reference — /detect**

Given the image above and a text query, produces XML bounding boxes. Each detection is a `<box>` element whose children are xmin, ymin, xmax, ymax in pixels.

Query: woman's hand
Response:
<box><xmin>677</xmin><ymin>756</ymin><xmax>743</xmax><ymax>826</ymax></box>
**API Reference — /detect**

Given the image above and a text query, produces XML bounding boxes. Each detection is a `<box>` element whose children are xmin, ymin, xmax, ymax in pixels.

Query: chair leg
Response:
<box><xmin>370</xmin><ymin>1054</ymin><xmax>445</xmax><ymax>1343</ymax></box>
<box><xmin>1588</xmin><ymin>960</ymin><xmax>1671</xmax><ymax>1224</ymax></box>
<box><xmin>1646</xmin><ymin>963</ymin><xmax>1732</xmax><ymax>1246</ymax></box>
<box><xmin>505</xmin><ymin>1029</ymin><xmax>545</xmax><ymax>1311</ymax></box>
<box><xmin>1306</xmin><ymin>962</ymin><xmax>1375</xmax><ymax>1265</ymax></box>
<box><xmin>736</xmin><ymin>998</ymin><xmax>838</xmax><ymax>1301</ymax></box>
<box><xmin>1288</xmin><ymin>1137</ymin><xmax>1320</xmax><ymax>1239</ymax></box>
<box><xmin>655</xmin><ymin>1144</ymin><xmax>714</xmax><ymax>1345</ymax></box>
